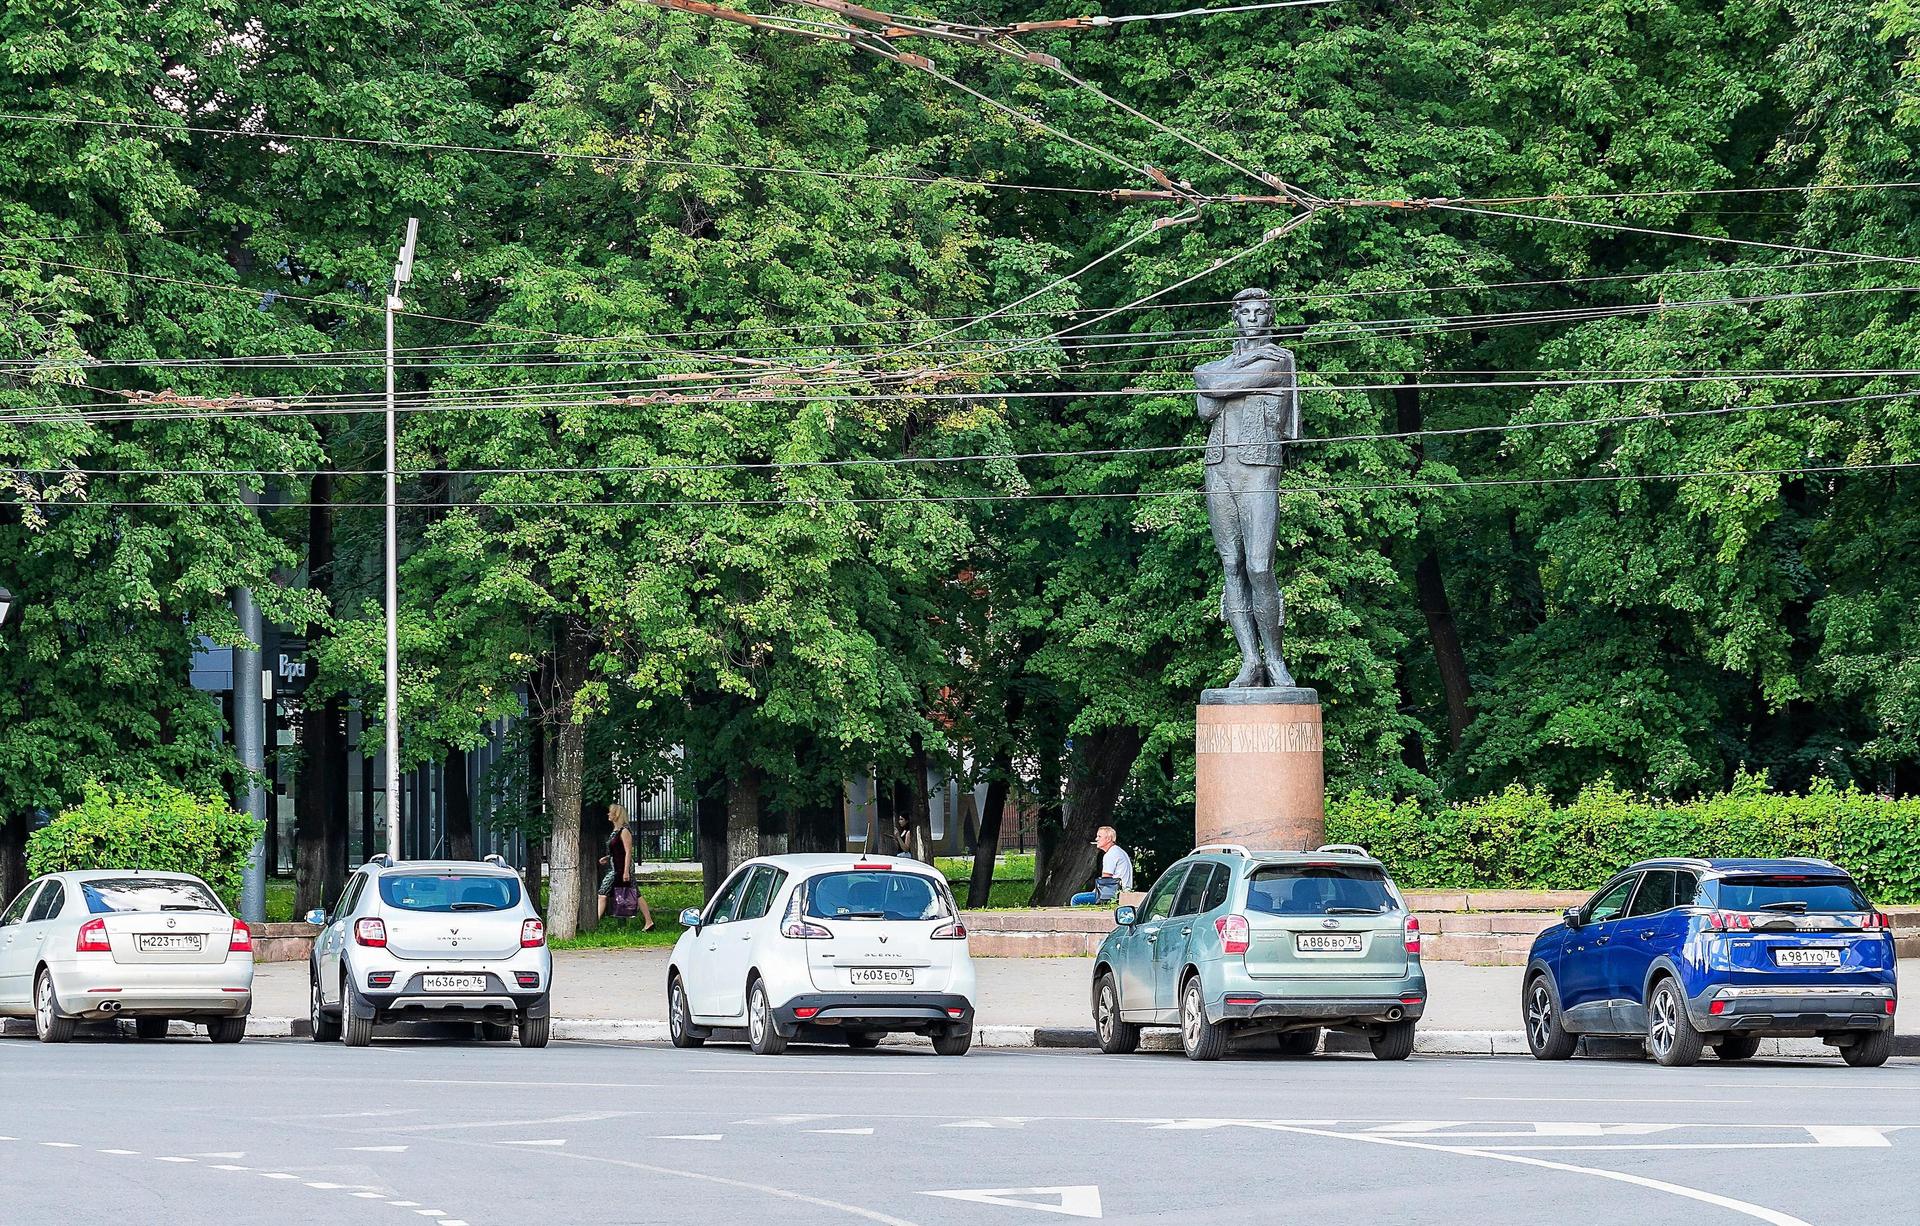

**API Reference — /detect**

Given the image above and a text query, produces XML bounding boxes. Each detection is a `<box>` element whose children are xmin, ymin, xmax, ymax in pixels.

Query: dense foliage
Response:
<box><xmin>4</xmin><ymin>0</ymin><xmax>1918</xmax><ymax>917</ymax></box>
<box><xmin>26</xmin><ymin>781</ymin><xmax>262</xmax><ymax>908</ymax></box>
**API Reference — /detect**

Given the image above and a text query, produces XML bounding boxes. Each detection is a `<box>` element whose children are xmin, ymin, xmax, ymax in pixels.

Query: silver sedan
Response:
<box><xmin>0</xmin><ymin>870</ymin><xmax>254</xmax><ymax>1042</ymax></box>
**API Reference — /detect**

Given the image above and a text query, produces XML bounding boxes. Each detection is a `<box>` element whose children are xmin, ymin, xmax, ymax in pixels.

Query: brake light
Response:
<box><xmin>780</xmin><ymin>893</ymin><xmax>832</xmax><ymax>939</ymax></box>
<box><xmin>853</xmin><ymin>862</ymin><xmax>892</xmax><ymax>871</ymax></box>
<box><xmin>1216</xmin><ymin>913</ymin><xmax>1250</xmax><ymax>954</ymax></box>
<box><xmin>794</xmin><ymin>1007</ymin><xmax>820</xmax><ymax>1019</ymax></box>
<box><xmin>1861</xmin><ymin>912</ymin><xmax>1891</xmax><ymax>930</ymax></box>
<box><xmin>946</xmin><ymin>1007</ymin><xmax>966</xmax><ymax>1018</ymax></box>
<box><xmin>1706</xmin><ymin>911</ymin><xmax>1753</xmax><ymax>931</ymax></box>
<box><xmin>76</xmin><ymin>918</ymin><xmax>111</xmax><ymax>953</ymax></box>
<box><xmin>520</xmin><ymin>918</ymin><xmax>545</xmax><ymax>948</ymax></box>
<box><xmin>1404</xmin><ymin>915</ymin><xmax>1421</xmax><ymax>954</ymax></box>
<box><xmin>1887</xmin><ymin>1000</ymin><xmax>1898</xmax><ymax>1015</ymax></box>
<box><xmin>1709</xmin><ymin>1000</ymin><xmax>1729</xmax><ymax>1015</ymax></box>
<box><xmin>932</xmin><ymin>921</ymin><xmax>968</xmax><ymax>940</ymax></box>
<box><xmin>353</xmin><ymin>917</ymin><xmax>387</xmax><ymax>947</ymax></box>
<box><xmin>229</xmin><ymin>921</ymin><xmax>252</xmax><ymax>953</ymax></box>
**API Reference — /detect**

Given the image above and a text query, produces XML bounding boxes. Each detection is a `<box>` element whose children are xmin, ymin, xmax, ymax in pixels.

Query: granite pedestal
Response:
<box><xmin>1194</xmin><ymin>686</ymin><xmax>1325</xmax><ymax>851</ymax></box>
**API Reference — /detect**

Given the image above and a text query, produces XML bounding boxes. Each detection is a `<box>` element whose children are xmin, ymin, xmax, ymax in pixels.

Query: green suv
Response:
<box><xmin>1090</xmin><ymin>844</ymin><xmax>1426</xmax><ymax>1060</ymax></box>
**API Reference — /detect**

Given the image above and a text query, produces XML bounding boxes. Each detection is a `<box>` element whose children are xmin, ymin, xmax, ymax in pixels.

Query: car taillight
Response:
<box><xmin>520</xmin><ymin>918</ymin><xmax>545</xmax><ymax>948</ymax></box>
<box><xmin>1404</xmin><ymin>915</ymin><xmax>1421</xmax><ymax>954</ymax></box>
<box><xmin>229</xmin><ymin>921</ymin><xmax>252</xmax><ymax>953</ymax></box>
<box><xmin>1706</xmin><ymin>911</ymin><xmax>1753</xmax><ymax>931</ymax></box>
<box><xmin>794</xmin><ymin>1007</ymin><xmax>820</xmax><ymax>1019</ymax></box>
<box><xmin>780</xmin><ymin>894</ymin><xmax>831</xmax><ymax>939</ymax></box>
<box><xmin>932</xmin><ymin>921</ymin><xmax>968</xmax><ymax>940</ymax></box>
<box><xmin>76</xmin><ymin>918</ymin><xmax>111</xmax><ymax>953</ymax></box>
<box><xmin>1861</xmin><ymin>912</ymin><xmax>1891</xmax><ymax>930</ymax></box>
<box><xmin>1216</xmin><ymin>914</ymin><xmax>1250</xmax><ymax>955</ymax></box>
<box><xmin>354</xmin><ymin>917</ymin><xmax>388</xmax><ymax>947</ymax></box>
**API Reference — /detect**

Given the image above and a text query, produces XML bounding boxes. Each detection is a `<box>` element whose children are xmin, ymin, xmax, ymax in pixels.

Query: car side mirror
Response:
<box><xmin>678</xmin><ymin>907</ymin><xmax>704</xmax><ymax>931</ymax></box>
<box><xmin>1562</xmin><ymin>906</ymin><xmax>1583</xmax><ymax>929</ymax></box>
<box><xmin>1114</xmin><ymin>905</ymin><xmax>1138</xmax><ymax>926</ymax></box>
<box><xmin>304</xmin><ymin>908</ymin><xmax>327</xmax><ymax>927</ymax></box>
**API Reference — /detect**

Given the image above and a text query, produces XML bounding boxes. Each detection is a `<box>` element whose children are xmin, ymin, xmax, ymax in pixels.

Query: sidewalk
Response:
<box><xmin>251</xmin><ymin>952</ymin><xmax>1918</xmax><ymax>1050</ymax></box>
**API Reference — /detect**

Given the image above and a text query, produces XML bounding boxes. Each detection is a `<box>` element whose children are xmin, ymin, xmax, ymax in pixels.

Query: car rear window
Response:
<box><xmin>805</xmin><ymin>870</ymin><xmax>949</xmax><ymax>921</ymax></box>
<box><xmin>81</xmin><ymin>878</ymin><xmax>222</xmax><ymax>915</ymax></box>
<box><xmin>1711</xmin><ymin>875</ymin><xmax>1871</xmax><ymax>913</ymax></box>
<box><xmin>378</xmin><ymin>873</ymin><xmax>521</xmax><ymax>912</ymax></box>
<box><xmin>1247</xmin><ymin>865</ymin><xmax>1396</xmax><ymax>916</ymax></box>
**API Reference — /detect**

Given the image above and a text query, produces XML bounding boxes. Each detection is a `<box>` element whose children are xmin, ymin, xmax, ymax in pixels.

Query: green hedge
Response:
<box><xmin>26</xmin><ymin>781</ymin><xmax>262</xmax><ymax>910</ymax></box>
<box><xmin>1327</xmin><ymin>776</ymin><xmax>1920</xmax><ymax>904</ymax></box>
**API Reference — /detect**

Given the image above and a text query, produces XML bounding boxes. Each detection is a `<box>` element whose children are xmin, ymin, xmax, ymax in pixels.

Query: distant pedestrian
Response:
<box><xmin>1070</xmin><ymin>826</ymin><xmax>1135</xmax><ymax>906</ymax></box>
<box><xmin>598</xmin><ymin>803</ymin><xmax>653</xmax><ymax>929</ymax></box>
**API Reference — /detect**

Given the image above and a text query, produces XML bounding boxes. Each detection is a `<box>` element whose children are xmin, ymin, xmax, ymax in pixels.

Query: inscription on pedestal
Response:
<box><xmin>1195</xmin><ymin>721</ymin><xmax>1324</xmax><ymax>755</ymax></box>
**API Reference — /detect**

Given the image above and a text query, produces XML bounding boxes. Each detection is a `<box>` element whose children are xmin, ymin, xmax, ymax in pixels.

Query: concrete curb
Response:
<box><xmin>8</xmin><ymin>1015</ymin><xmax>1916</xmax><ymax>1059</ymax></box>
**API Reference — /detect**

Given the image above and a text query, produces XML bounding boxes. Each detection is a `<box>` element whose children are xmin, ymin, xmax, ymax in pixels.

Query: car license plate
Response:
<box><xmin>1296</xmin><ymin>933</ymin><xmax>1363</xmax><ymax>953</ymax></box>
<box><xmin>850</xmin><ymin>967</ymin><xmax>914</xmax><ymax>986</ymax></box>
<box><xmin>423</xmin><ymin>974</ymin><xmax>488</xmax><ymax>992</ymax></box>
<box><xmin>1773</xmin><ymin>947</ymin><xmax>1841</xmax><ymax>967</ymax></box>
<box><xmin>136</xmin><ymin>934</ymin><xmax>203</xmax><ymax>952</ymax></box>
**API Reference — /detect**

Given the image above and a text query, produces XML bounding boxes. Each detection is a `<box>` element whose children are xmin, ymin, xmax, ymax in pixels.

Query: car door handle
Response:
<box><xmin>1638</xmin><ymin>929</ymin><xmax>1656</xmax><ymax>939</ymax></box>
<box><xmin>1594</xmin><ymin>936</ymin><xmax>1610</xmax><ymax>945</ymax></box>
<box><xmin>1145</xmin><ymin>933</ymin><xmax>1159</xmax><ymax>943</ymax></box>
<box><xmin>1179</xmin><ymin>928</ymin><xmax>1191</xmax><ymax>936</ymax></box>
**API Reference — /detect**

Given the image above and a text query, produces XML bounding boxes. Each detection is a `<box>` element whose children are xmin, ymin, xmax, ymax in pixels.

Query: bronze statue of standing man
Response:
<box><xmin>1195</xmin><ymin>287</ymin><xmax>1300</xmax><ymax>688</ymax></box>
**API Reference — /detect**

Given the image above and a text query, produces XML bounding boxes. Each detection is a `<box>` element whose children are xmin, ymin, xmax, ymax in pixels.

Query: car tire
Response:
<box><xmin>1094</xmin><ymin>973</ymin><xmax>1140</xmax><ymax>1055</ymax></box>
<box><xmin>667</xmin><ymin>976</ymin><xmax>705</xmax><ymax>1049</ymax></box>
<box><xmin>1646</xmin><ymin>977</ymin><xmax>1704</xmax><ymax>1067</ymax></box>
<box><xmin>34</xmin><ymin>970</ymin><xmax>75</xmax><ymax>1044</ymax></box>
<box><xmin>1371</xmin><ymin>1019</ymin><xmax>1417</xmax><ymax>1061</ymax></box>
<box><xmin>133</xmin><ymin>1016</ymin><xmax>170</xmax><ymax>1041</ymax></box>
<box><xmin>1275</xmin><ymin>1027</ymin><xmax>1319</xmax><ymax>1057</ymax></box>
<box><xmin>479</xmin><ymin>1020</ymin><xmax>515</xmax><ymax>1042</ymax></box>
<box><xmin>932</xmin><ymin>1029</ymin><xmax>973</xmax><ymax>1057</ymax></box>
<box><xmin>1712</xmin><ymin>1034</ymin><xmax>1762</xmax><ymax>1062</ymax></box>
<box><xmin>207</xmin><ymin>1016</ymin><xmax>246</xmax><ymax>1044</ymax></box>
<box><xmin>1523</xmin><ymin>973</ymin><xmax>1578</xmax><ymax>1061</ymax></box>
<box><xmin>1842</xmin><ymin>1028</ymin><xmax>1893</xmax><ymax>1068</ymax></box>
<box><xmin>845</xmin><ymin>1031</ymin><xmax>883</xmax><ymax>1049</ymax></box>
<box><xmin>309</xmin><ymin>969</ymin><xmax>341</xmax><ymax>1043</ymax></box>
<box><xmin>1179</xmin><ymin>976</ymin><xmax>1228</xmax><ymax>1062</ymax></box>
<box><xmin>747</xmin><ymin>979</ymin><xmax>787</xmax><ymax>1055</ymax></box>
<box><xmin>517</xmin><ymin>1011</ymin><xmax>551</xmax><ymax>1049</ymax></box>
<box><xmin>341</xmin><ymin>979</ymin><xmax>375</xmax><ymax>1048</ymax></box>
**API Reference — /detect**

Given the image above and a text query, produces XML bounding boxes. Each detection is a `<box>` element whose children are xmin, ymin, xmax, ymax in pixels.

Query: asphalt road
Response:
<box><xmin>3</xmin><ymin>1030</ymin><xmax>1915</xmax><ymax>1225</ymax></box>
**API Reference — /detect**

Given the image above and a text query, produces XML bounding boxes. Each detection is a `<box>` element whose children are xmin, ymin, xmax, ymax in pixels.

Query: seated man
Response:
<box><xmin>1070</xmin><ymin>826</ymin><xmax>1135</xmax><ymax>906</ymax></box>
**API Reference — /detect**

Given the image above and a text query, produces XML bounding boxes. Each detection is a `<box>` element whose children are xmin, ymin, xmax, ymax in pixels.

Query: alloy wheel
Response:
<box><xmin>1526</xmin><ymin>982</ymin><xmax>1553</xmax><ymax>1049</ymax></box>
<box><xmin>1182</xmin><ymin>982</ymin><xmax>1202</xmax><ymax>1050</ymax></box>
<box><xmin>36</xmin><ymin>976</ymin><xmax>53</xmax><ymax>1033</ymax></box>
<box><xmin>1648</xmin><ymin>987</ymin><xmax>1676</xmax><ymax>1057</ymax></box>
<box><xmin>1098</xmin><ymin>984</ymin><xmax>1116</xmax><ymax>1043</ymax></box>
<box><xmin>310</xmin><ymin>979</ymin><xmax>323</xmax><ymax>1031</ymax></box>
<box><xmin>748</xmin><ymin>986</ymin><xmax>766</xmax><ymax>1046</ymax></box>
<box><xmin>669</xmin><ymin>983</ymin><xmax>685</xmax><ymax>1041</ymax></box>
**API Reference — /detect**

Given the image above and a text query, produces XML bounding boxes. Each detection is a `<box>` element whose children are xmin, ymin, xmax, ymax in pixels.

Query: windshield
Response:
<box><xmin>1247</xmin><ymin>865</ymin><xmax>1397</xmax><ymax>916</ymax></box>
<box><xmin>1712</xmin><ymin>875</ymin><xmax>1871</xmax><ymax>913</ymax></box>
<box><xmin>805</xmin><ymin>870</ymin><xmax>949</xmax><ymax>921</ymax></box>
<box><xmin>378</xmin><ymin>873</ymin><xmax>521</xmax><ymax>912</ymax></box>
<box><xmin>81</xmin><ymin>878</ymin><xmax>222</xmax><ymax>915</ymax></box>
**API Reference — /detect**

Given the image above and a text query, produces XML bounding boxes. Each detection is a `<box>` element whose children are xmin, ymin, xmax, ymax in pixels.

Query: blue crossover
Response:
<box><xmin>1523</xmin><ymin>858</ymin><xmax>1898</xmax><ymax>1067</ymax></box>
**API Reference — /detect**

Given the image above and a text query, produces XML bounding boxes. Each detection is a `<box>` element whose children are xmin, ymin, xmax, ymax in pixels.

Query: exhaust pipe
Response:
<box><xmin>1384</xmin><ymin>1006</ymin><xmax>1403</xmax><ymax>1022</ymax></box>
<box><xmin>98</xmin><ymin>1000</ymin><xmax>122</xmax><ymax>1014</ymax></box>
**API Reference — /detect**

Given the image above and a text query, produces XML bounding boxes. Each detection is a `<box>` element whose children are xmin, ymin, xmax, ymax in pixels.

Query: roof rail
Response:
<box><xmin>1193</xmin><ymin>843</ymin><xmax>1251</xmax><ymax>857</ymax></box>
<box><xmin>1314</xmin><ymin>843</ymin><xmax>1371</xmax><ymax>857</ymax></box>
<box><xmin>364</xmin><ymin>853</ymin><xmax>393</xmax><ymax>868</ymax></box>
<box><xmin>483</xmin><ymin>853</ymin><xmax>507</xmax><ymax>868</ymax></box>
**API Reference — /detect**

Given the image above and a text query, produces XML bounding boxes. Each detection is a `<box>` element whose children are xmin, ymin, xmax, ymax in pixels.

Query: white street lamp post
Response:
<box><xmin>385</xmin><ymin>218</ymin><xmax>419</xmax><ymax>865</ymax></box>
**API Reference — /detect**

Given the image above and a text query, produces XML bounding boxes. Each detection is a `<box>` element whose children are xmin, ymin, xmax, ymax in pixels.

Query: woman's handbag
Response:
<box><xmin>610</xmin><ymin>882</ymin><xmax>641</xmax><ymax>919</ymax></box>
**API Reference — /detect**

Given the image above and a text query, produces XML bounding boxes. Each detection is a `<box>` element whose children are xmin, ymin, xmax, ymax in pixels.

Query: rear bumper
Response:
<box><xmin>1217</xmin><ymin>995</ymin><xmax>1426</xmax><ymax>1024</ymax></box>
<box><xmin>356</xmin><ymin>970</ymin><xmax>550</xmax><ymax>1021</ymax></box>
<box><xmin>1690</xmin><ymin>985</ymin><xmax>1895</xmax><ymax>1034</ymax></box>
<box><xmin>51</xmin><ymin>957</ymin><xmax>252</xmax><ymax>1018</ymax></box>
<box><xmin>772</xmin><ymin>992</ymin><xmax>973</xmax><ymax>1037</ymax></box>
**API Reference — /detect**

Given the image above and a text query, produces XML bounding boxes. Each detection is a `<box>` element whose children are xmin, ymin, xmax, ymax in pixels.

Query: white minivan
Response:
<box><xmin>668</xmin><ymin>854</ymin><xmax>977</xmax><ymax>1055</ymax></box>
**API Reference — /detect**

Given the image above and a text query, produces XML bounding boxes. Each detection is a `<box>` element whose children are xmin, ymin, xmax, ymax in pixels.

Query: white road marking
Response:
<box><xmin>656</xmin><ymin>1134</ymin><xmax>724</xmax><ymax>1141</ymax></box>
<box><xmin>688</xmin><ymin>1068</ymin><xmax>936</xmax><ymax>1076</ymax></box>
<box><xmin>260</xmin><ymin>1173</ymin><xmax>300</xmax><ymax>1180</ymax></box>
<box><xmin>99</xmin><ymin>1148</ymin><xmax>138</xmax><ymax>1155</ymax></box>
<box><xmin>1251</xmin><ymin>1121</ymin><xmax>1812</xmax><ymax>1226</ymax></box>
<box><xmin>1466</xmin><ymin>1097</ymin><xmax>1742</xmax><ymax>1104</ymax></box>
<box><xmin>153</xmin><ymin>1156</ymin><xmax>195</xmax><ymax>1163</ymax></box>
<box><xmin>414</xmin><ymin>1212</ymin><xmax>445</xmax><ymax>1218</ymax></box>
<box><xmin>305</xmin><ymin>1182</ymin><xmax>348</xmax><ymax>1189</ymax></box>
<box><xmin>212</xmin><ymin>1164</ymin><xmax>250</xmax><ymax>1171</ymax></box>
<box><xmin>300</xmin><ymin>1109</ymin><xmax>422</xmax><ymax>1119</ymax></box>
<box><xmin>389</xmin><ymin>1111</ymin><xmax>629</xmax><ymax>1132</ymax></box>
<box><xmin>1803</xmin><ymin>1126</ymin><xmax>1894</xmax><ymax>1147</ymax></box>
<box><xmin>352</xmin><ymin>1192</ymin><xmax>388</xmax><ymax>1199</ymax></box>
<box><xmin>405</xmin><ymin>1079</ymin><xmax>658</xmax><ymax>1089</ymax></box>
<box><xmin>807</xmin><ymin>1128</ymin><xmax>876</xmax><ymax>1136</ymax></box>
<box><xmin>941</xmin><ymin>1117</ymin><xmax>1035</xmax><ymax>1129</ymax></box>
<box><xmin>190</xmin><ymin>1151</ymin><xmax>246</xmax><ymax>1158</ymax></box>
<box><xmin>346</xmin><ymin>1145</ymin><xmax>410</xmax><ymax>1152</ymax></box>
<box><xmin>923</xmin><ymin>1186</ymin><xmax>1103</xmax><ymax>1219</ymax></box>
<box><xmin>1366</xmin><ymin>1121</ymin><xmax>1462</xmax><ymax>1133</ymax></box>
<box><xmin>41</xmin><ymin>1142</ymin><xmax>78</xmax><ymax>1148</ymax></box>
<box><xmin>499</xmin><ymin>1139</ymin><xmax>567</xmax><ymax>1147</ymax></box>
<box><xmin>388</xmin><ymin>1201</ymin><xmax>419</xmax><ymax>1208</ymax></box>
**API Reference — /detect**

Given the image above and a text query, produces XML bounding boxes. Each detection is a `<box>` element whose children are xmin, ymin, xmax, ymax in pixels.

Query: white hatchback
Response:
<box><xmin>668</xmin><ymin>854</ymin><xmax>977</xmax><ymax>1055</ymax></box>
<box><xmin>0</xmin><ymin>870</ymin><xmax>253</xmax><ymax>1043</ymax></box>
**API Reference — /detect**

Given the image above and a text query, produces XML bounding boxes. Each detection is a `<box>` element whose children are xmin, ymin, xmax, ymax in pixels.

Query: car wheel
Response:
<box><xmin>309</xmin><ymin>968</ymin><xmax>341</xmax><ymax>1042</ymax></box>
<box><xmin>133</xmin><ymin>1016</ymin><xmax>170</xmax><ymax>1041</ymax></box>
<box><xmin>341</xmin><ymin>978</ymin><xmax>375</xmax><ymax>1048</ymax></box>
<box><xmin>1842</xmin><ymin>1028</ymin><xmax>1893</xmax><ymax>1068</ymax></box>
<box><xmin>1275</xmin><ymin>1027</ymin><xmax>1319</xmax><ymax>1057</ymax></box>
<box><xmin>1712</xmin><ymin>1034</ymin><xmax>1762</xmax><ymax>1062</ymax></box>
<box><xmin>1094</xmin><ymin>973</ymin><xmax>1141</xmax><ymax>1055</ymax></box>
<box><xmin>1524</xmin><ymin>974</ymin><xmax>1578</xmax><ymax>1060</ymax></box>
<box><xmin>1646</xmin><ymin>978</ymin><xmax>1703</xmax><ymax>1067</ymax></box>
<box><xmin>1179</xmin><ymin>976</ymin><xmax>1228</xmax><ymax>1061</ymax></box>
<box><xmin>479</xmin><ymin>1020</ymin><xmax>515</xmax><ymax>1042</ymax></box>
<box><xmin>517</xmin><ymin>1011</ymin><xmax>550</xmax><ymax>1049</ymax></box>
<box><xmin>207</xmin><ymin>1016</ymin><xmax>246</xmax><ymax>1044</ymax></box>
<box><xmin>668</xmin><ymin>976</ymin><xmax>704</xmax><ymax>1049</ymax></box>
<box><xmin>747</xmin><ymin>979</ymin><xmax>787</xmax><ymax>1055</ymax></box>
<box><xmin>1371</xmin><ymin>1019</ymin><xmax>1417</xmax><ymax>1061</ymax></box>
<box><xmin>845</xmin><ymin>1031</ymin><xmax>883</xmax><ymax>1049</ymax></box>
<box><xmin>34</xmin><ymin>970</ymin><xmax>75</xmax><ymax>1044</ymax></box>
<box><xmin>932</xmin><ymin>1029</ymin><xmax>973</xmax><ymax>1057</ymax></box>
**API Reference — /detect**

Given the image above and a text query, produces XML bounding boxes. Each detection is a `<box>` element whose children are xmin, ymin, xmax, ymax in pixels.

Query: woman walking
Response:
<box><xmin>597</xmin><ymin>803</ymin><xmax>653</xmax><ymax>928</ymax></box>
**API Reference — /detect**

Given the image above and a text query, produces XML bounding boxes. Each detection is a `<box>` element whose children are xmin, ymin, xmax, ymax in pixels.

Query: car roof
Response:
<box><xmin>1183</xmin><ymin>844</ymin><xmax>1387</xmax><ymax>870</ymax></box>
<box><xmin>41</xmin><ymin>869</ymin><xmax>210</xmax><ymax>884</ymax></box>
<box><xmin>1623</xmin><ymin>857</ymin><xmax>1847</xmax><ymax>876</ymax></box>
<box><xmin>364</xmin><ymin>859</ymin><xmax>519</xmax><ymax>876</ymax></box>
<box><xmin>740</xmin><ymin>853</ymin><xmax>946</xmax><ymax>876</ymax></box>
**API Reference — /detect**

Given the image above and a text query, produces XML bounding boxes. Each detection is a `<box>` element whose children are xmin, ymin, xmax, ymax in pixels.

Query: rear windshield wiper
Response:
<box><xmin>449</xmin><ymin>901</ymin><xmax>499</xmax><ymax>911</ymax></box>
<box><xmin>830</xmin><ymin>910</ymin><xmax>887</xmax><ymax>919</ymax></box>
<box><xmin>1758</xmin><ymin>901</ymin><xmax>1810</xmax><ymax>912</ymax></box>
<box><xmin>1324</xmin><ymin>905</ymin><xmax>1384</xmax><ymax>915</ymax></box>
<box><xmin>160</xmin><ymin>904</ymin><xmax>211</xmax><ymax>911</ymax></box>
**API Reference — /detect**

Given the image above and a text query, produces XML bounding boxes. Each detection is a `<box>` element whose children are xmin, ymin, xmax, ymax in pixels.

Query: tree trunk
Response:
<box><xmin>1026</xmin><ymin>731</ymin><xmax>1065</xmax><ymax>903</ymax></box>
<box><xmin>870</xmin><ymin>775</ymin><xmax>899</xmax><ymax>856</ymax></box>
<box><xmin>1032</xmin><ymin>725</ymin><xmax>1143</xmax><ymax>905</ymax></box>
<box><xmin>524</xmin><ymin>703</ymin><xmax>545</xmax><ymax>916</ymax></box>
<box><xmin>968</xmin><ymin>684</ymin><xmax>1026</xmax><ymax>908</ymax></box>
<box><xmin>905</xmin><ymin>736</ymin><xmax>934</xmax><ymax>862</ymax></box>
<box><xmin>542</xmin><ymin>626</ymin><xmax>592</xmax><ymax>941</ymax></box>
<box><xmin>697</xmin><ymin>773</ymin><xmax>728</xmax><ymax>900</ymax></box>
<box><xmin>1</xmin><ymin>811</ymin><xmax>26</xmax><ymax>907</ymax></box>
<box><xmin>446</xmin><ymin>745</ymin><xmax>475</xmax><ymax>862</ymax></box>
<box><xmin>1396</xmin><ymin>377</ymin><xmax>1474</xmax><ymax>748</ymax></box>
<box><xmin>578</xmin><ymin>797</ymin><xmax>606</xmax><ymax>935</ymax></box>
<box><xmin>294</xmin><ymin>464</ymin><xmax>344</xmax><ymax>917</ymax></box>
<box><xmin>726</xmin><ymin>766</ymin><xmax>761</xmax><ymax>876</ymax></box>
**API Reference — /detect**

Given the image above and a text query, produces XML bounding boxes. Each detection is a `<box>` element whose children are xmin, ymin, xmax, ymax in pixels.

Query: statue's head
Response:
<box><xmin>1230</xmin><ymin>287</ymin><xmax>1274</xmax><ymax>339</ymax></box>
